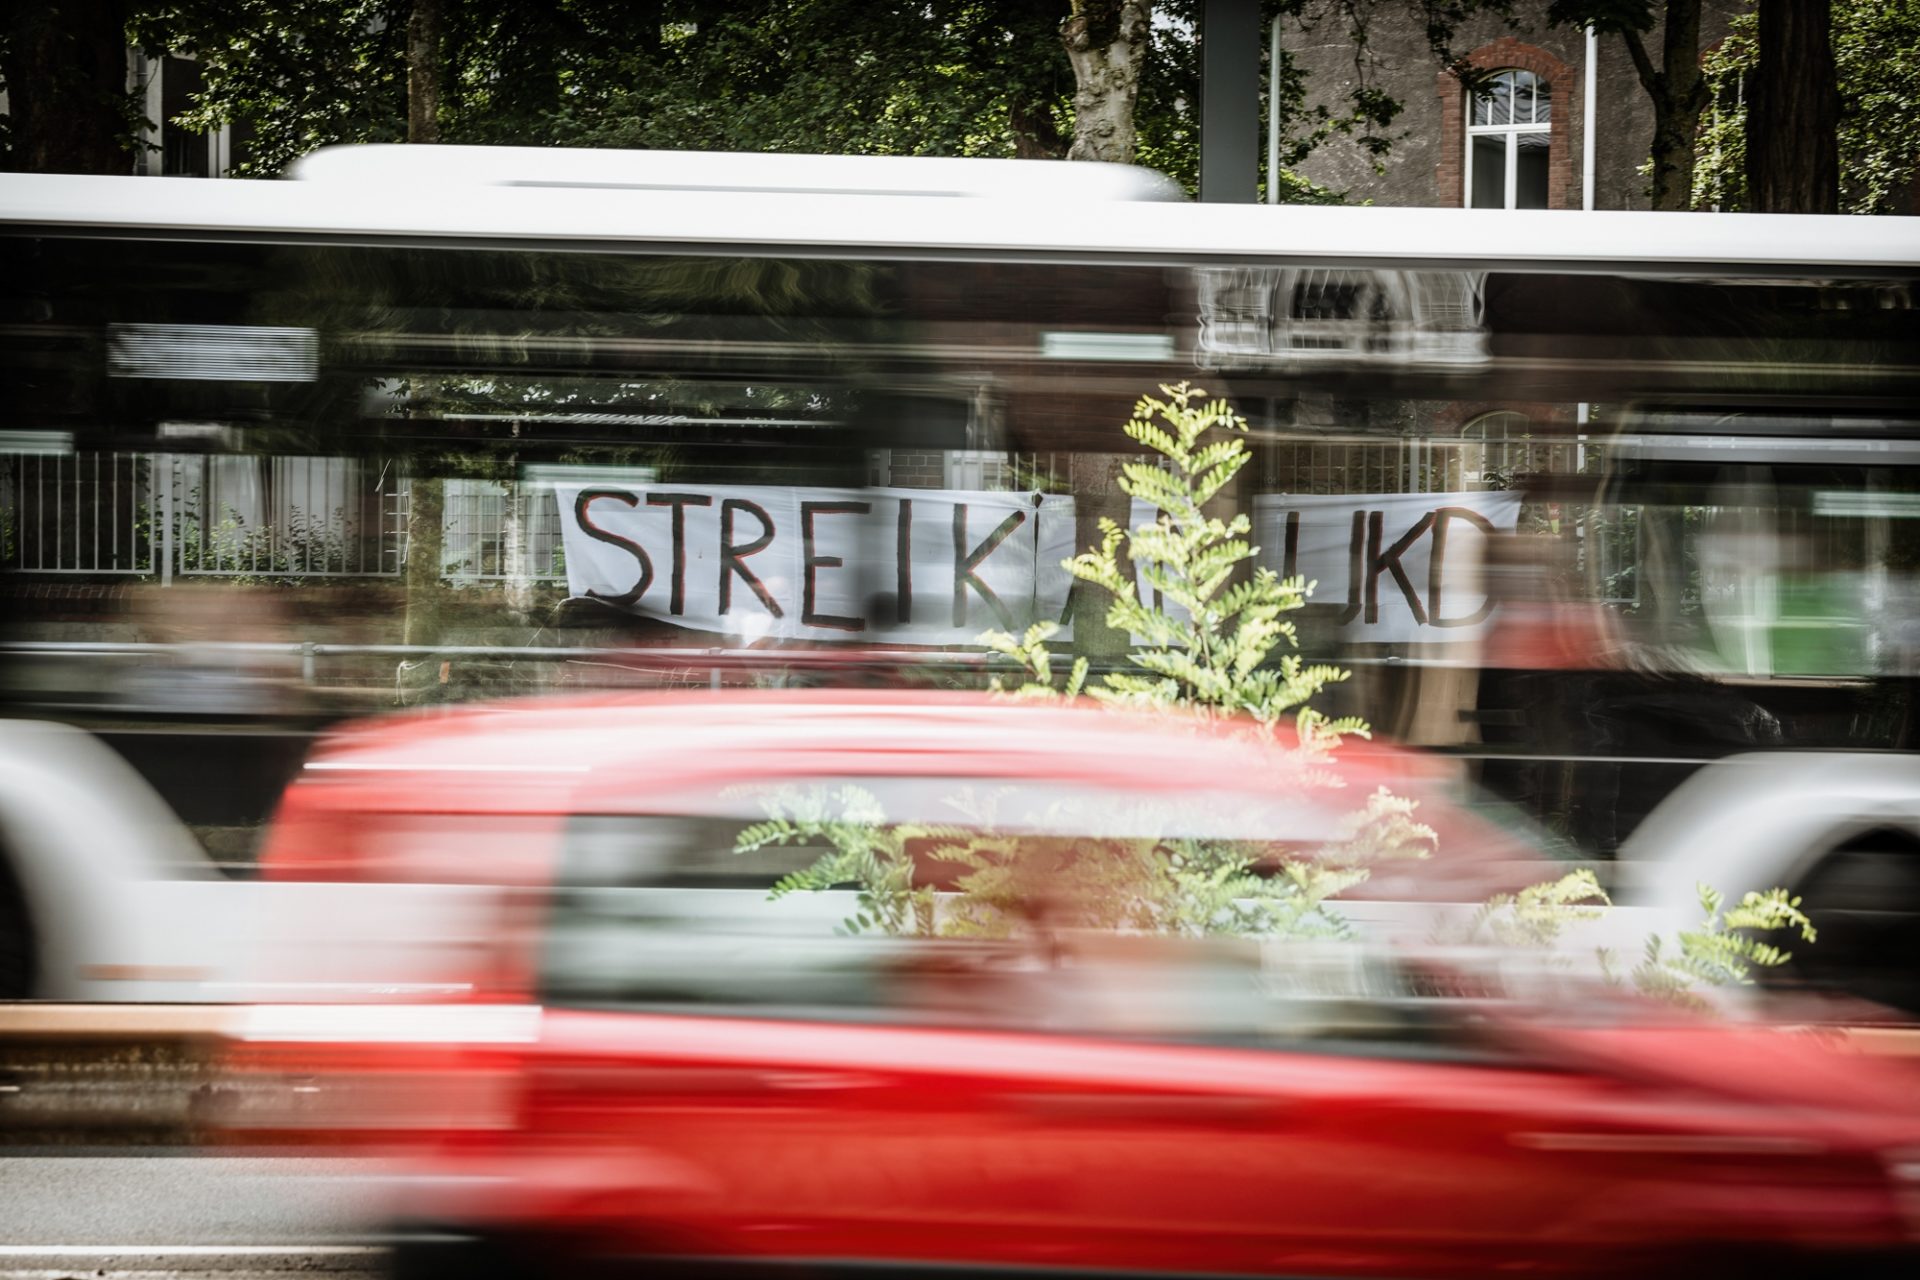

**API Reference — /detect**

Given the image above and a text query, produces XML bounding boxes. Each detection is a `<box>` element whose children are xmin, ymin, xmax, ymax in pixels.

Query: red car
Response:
<box><xmin>418</xmin><ymin>1021</ymin><xmax>1920</xmax><ymax>1279</ymax></box>
<box><xmin>226</xmin><ymin>692</ymin><xmax>1920</xmax><ymax>1277</ymax></box>
<box><xmin>260</xmin><ymin>691</ymin><xmax>1562</xmax><ymax>889</ymax></box>
<box><xmin>234</xmin><ymin>956</ymin><xmax>1920</xmax><ymax>1280</ymax></box>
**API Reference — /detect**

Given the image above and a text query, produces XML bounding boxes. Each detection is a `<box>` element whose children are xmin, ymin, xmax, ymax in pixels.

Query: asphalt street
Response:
<box><xmin>0</xmin><ymin>1153</ymin><xmax>398</xmax><ymax>1278</ymax></box>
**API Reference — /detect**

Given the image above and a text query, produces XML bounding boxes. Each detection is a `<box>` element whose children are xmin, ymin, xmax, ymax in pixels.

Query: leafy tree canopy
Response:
<box><xmin>1696</xmin><ymin>0</ymin><xmax>1920</xmax><ymax>215</ymax></box>
<box><xmin>107</xmin><ymin>1</ymin><xmax>1505</xmax><ymax>198</ymax></box>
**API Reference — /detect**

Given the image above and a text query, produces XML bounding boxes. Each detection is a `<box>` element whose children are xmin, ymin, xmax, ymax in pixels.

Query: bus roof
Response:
<box><xmin>285</xmin><ymin>145</ymin><xmax>1190</xmax><ymax>201</ymax></box>
<box><xmin>2</xmin><ymin>156</ymin><xmax>1916</xmax><ymax>275</ymax></box>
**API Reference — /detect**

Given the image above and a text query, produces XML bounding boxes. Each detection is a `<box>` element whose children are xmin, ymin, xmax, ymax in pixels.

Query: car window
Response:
<box><xmin>538</xmin><ymin>777</ymin><xmax>1518</xmax><ymax>1065</ymax></box>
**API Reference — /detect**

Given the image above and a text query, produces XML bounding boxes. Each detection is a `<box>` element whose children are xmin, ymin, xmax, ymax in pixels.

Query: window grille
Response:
<box><xmin>442</xmin><ymin>479</ymin><xmax>568</xmax><ymax>583</ymax></box>
<box><xmin>942</xmin><ymin>451</ymin><xmax>1066</xmax><ymax>492</ymax></box>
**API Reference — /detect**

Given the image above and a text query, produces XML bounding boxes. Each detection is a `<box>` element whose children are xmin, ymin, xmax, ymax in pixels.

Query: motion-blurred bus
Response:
<box><xmin>2</xmin><ymin>148</ymin><xmax>1917</xmax><ymax>1008</ymax></box>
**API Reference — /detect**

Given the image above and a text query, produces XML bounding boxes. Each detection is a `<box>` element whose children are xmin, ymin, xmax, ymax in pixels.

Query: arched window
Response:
<box><xmin>1459</xmin><ymin>410</ymin><xmax>1570</xmax><ymax>488</ymax></box>
<box><xmin>1466</xmin><ymin>70</ymin><xmax>1551</xmax><ymax>210</ymax></box>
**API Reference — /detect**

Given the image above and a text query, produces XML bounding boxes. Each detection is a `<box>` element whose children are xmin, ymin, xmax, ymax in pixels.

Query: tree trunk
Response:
<box><xmin>1061</xmin><ymin>0</ymin><xmax>1152</xmax><ymax>164</ymax></box>
<box><xmin>1621</xmin><ymin>0</ymin><xmax>1709</xmax><ymax>211</ymax></box>
<box><xmin>1009</xmin><ymin>92</ymin><xmax>1067</xmax><ymax>159</ymax></box>
<box><xmin>407</xmin><ymin>0</ymin><xmax>445</xmax><ymax>145</ymax></box>
<box><xmin>1747</xmin><ymin>0</ymin><xmax>1839</xmax><ymax>214</ymax></box>
<box><xmin>1068</xmin><ymin>453</ymin><xmax>1134</xmax><ymax>664</ymax></box>
<box><xmin>3</xmin><ymin>0</ymin><xmax>129</xmax><ymax>174</ymax></box>
<box><xmin>401</xmin><ymin>470</ymin><xmax>447</xmax><ymax>650</ymax></box>
<box><xmin>1059</xmin><ymin>2</ymin><xmax>1150</xmax><ymax>657</ymax></box>
<box><xmin>399</xmin><ymin>0</ymin><xmax>449</xmax><ymax>667</ymax></box>
<box><xmin>1646</xmin><ymin>92</ymin><xmax>1704</xmax><ymax>211</ymax></box>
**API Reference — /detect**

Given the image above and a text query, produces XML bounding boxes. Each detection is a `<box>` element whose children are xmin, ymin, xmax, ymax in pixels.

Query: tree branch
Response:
<box><xmin>1617</xmin><ymin>26</ymin><xmax>1660</xmax><ymax>99</ymax></box>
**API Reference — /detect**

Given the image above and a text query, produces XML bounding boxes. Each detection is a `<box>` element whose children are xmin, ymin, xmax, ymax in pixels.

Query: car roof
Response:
<box><xmin>296</xmin><ymin>689</ymin><xmax>1445</xmax><ymax>810</ymax></box>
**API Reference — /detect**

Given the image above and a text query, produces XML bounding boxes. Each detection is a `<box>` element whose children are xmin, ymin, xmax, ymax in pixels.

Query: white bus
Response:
<box><xmin>2</xmin><ymin>148</ymin><xmax>1918</xmax><ymax>1009</ymax></box>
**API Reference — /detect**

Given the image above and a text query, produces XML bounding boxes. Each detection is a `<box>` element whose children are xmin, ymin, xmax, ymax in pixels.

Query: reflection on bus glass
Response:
<box><xmin>3</xmin><ymin>167</ymin><xmax>1919</xmax><ymax>1033</ymax></box>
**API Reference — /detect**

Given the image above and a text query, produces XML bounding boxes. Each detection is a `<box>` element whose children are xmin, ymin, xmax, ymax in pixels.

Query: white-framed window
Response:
<box><xmin>1459</xmin><ymin>410</ymin><xmax>1532</xmax><ymax>486</ymax></box>
<box><xmin>129</xmin><ymin>49</ymin><xmax>236</xmax><ymax>177</ymax></box>
<box><xmin>1466</xmin><ymin>69</ymin><xmax>1550</xmax><ymax>210</ymax></box>
<box><xmin>942</xmin><ymin>450</ymin><xmax>1064</xmax><ymax>492</ymax></box>
<box><xmin>1459</xmin><ymin>410</ymin><xmax>1579</xmax><ymax>488</ymax></box>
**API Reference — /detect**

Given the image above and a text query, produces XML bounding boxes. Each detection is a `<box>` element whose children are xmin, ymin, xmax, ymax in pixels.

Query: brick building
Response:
<box><xmin>1283</xmin><ymin>2</ymin><xmax>1744</xmax><ymax>211</ymax></box>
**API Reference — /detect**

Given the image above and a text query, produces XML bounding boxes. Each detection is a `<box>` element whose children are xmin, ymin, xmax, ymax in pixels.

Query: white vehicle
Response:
<box><xmin>2</xmin><ymin>148</ymin><xmax>1915</xmax><ymax>1011</ymax></box>
<box><xmin>0</xmin><ymin>718</ymin><xmax>501</xmax><ymax>1003</ymax></box>
<box><xmin>1620</xmin><ymin>752</ymin><xmax>1920</xmax><ymax>1017</ymax></box>
<box><xmin>0</xmin><ymin>711</ymin><xmax>1906</xmax><ymax>1015</ymax></box>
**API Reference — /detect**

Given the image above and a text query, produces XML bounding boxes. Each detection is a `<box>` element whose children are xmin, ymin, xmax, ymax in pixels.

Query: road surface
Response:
<box><xmin>0</xmin><ymin>1152</ymin><xmax>397</xmax><ymax>1277</ymax></box>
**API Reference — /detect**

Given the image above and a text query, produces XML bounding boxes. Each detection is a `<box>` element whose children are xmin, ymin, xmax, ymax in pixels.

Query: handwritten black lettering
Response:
<box><xmin>1365</xmin><ymin>509</ymin><xmax>1433</xmax><ymax>626</ymax></box>
<box><xmin>645</xmin><ymin>493</ymin><xmax>712</xmax><ymax>616</ymax></box>
<box><xmin>719</xmin><ymin>498</ymin><xmax>782</xmax><ymax>618</ymax></box>
<box><xmin>1429</xmin><ymin>505</ymin><xmax>1497</xmax><ymax>628</ymax></box>
<box><xmin>801</xmin><ymin>501</ymin><xmax>870</xmax><ymax>631</ymax></box>
<box><xmin>1336</xmin><ymin>510</ymin><xmax>1364</xmax><ymax>625</ymax></box>
<box><xmin>952</xmin><ymin>505</ymin><xmax>1026</xmax><ymax>630</ymax></box>
<box><xmin>895</xmin><ymin>499</ymin><xmax>913</xmax><ymax>625</ymax></box>
<box><xmin>573</xmin><ymin>489</ymin><xmax>652</xmax><ymax>607</ymax></box>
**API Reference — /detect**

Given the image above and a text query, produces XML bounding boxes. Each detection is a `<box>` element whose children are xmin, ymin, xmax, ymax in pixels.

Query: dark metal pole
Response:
<box><xmin>1199</xmin><ymin>0</ymin><xmax>1261</xmax><ymax>203</ymax></box>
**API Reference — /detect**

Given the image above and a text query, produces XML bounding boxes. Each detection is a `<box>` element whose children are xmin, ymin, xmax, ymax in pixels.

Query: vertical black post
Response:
<box><xmin>1199</xmin><ymin>0</ymin><xmax>1261</xmax><ymax>203</ymax></box>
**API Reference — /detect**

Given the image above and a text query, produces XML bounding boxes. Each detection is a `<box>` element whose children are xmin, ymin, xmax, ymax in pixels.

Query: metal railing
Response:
<box><xmin>3</xmin><ymin>452</ymin><xmax>406</xmax><ymax>582</ymax></box>
<box><xmin>1263</xmin><ymin>435</ymin><xmax>1583</xmax><ymax>496</ymax></box>
<box><xmin>1</xmin><ymin>452</ymin><xmax>159</xmax><ymax>575</ymax></box>
<box><xmin>172</xmin><ymin>455</ymin><xmax>407</xmax><ymax>580</ymax></box>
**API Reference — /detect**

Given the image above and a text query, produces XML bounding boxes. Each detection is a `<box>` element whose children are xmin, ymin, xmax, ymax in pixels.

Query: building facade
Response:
<box><xmin>1283</xmin><ymin>2</ymin><xmax>1745</xmax><ymax>211</ymax></box>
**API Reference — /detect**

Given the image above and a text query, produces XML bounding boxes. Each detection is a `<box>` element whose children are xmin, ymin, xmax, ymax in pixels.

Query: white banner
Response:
<box><xmin>1251</xmin><ymin>490</ymin><xmax>1523</xmax><ymax>642</ymax></box>
<box><xmin>557</xmin><ymin>484</ymin><xmax>1064</xmax><ymax>644</ymax></box>
<box><xmin>557</xmin><ymin>483</ymin><xmax>1521</xmax><ymax>646</ymax></box>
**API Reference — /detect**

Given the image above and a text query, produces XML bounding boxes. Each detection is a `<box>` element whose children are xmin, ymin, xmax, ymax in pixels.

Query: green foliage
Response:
<box><xmin>1465</xmin><ymin>868</ymin><xmax>1611</xmax><ymax>950</ymax></box>
<box><xmin>105</xmin><ymin>1</ymin><xmax>1491</xmax><ymax>201</ymax></box>
<box><xmin>126</xmin><ymin>1</ymin><xmax>1078</xmax><ymax>175</ymax></box>
<box><xmin>987</xmin><ymin>382</ymin><xmax>1368</xmax><ymax>753</ymax></box>
<box><xmin>1543</xmin><ymin>0</ymin><xmax>1657</xmax><ymax>39</ymax></box>
<box><xmin>748</xmin><ymin>381</ymin><xmax>1433</xmax><ymax>940</ymax></box>
<box><xmin>1626</xmin><ymin>883</ymin><xmax>1816</xmax><ymax>1008</ymax></box>
<box><xmin>1464</xmin><ymin>870</ymin><xmax>1818</xmax><ymax>1010</ymax></box>
<box><xmin>1693</xmin><ymin>15</ymin><xmax>1753</xmax><ymax>212</ymax></box>
<box><xmin>981</xmin><ymin>622</ymin><xmax>1092</xmax><ymax>702</ymax></box>
<box><xmin>735</xmin><ymin>783</ymin><xmax>939</xmax><ymax>936</ymax></box>
<box><xmin>130</xmin><ymin>485</ymin><xmax>365</xmax><ymax>585</ymax></box>
<box><xmin>1694</xmin><ymin>1</ymin><xmax>1920</xmax><ymax>215</ymax></box>
<box><xmin>741</xmin><ymin>377</ymin><xmax>1817</xmax><ymax>1013</ymax></box>
<box><xmin>130</xmin><ymin>2</ymin><xmax>411</xmax><ymax>177</ymax></box>
<box><xmin>734</xmin><ymin>778</ymin><xmax>1435</xmax><ymax>940</ymax></box>
<box><xmin>526</xmin><ymin>2</ymin><xmax>1063</xmax><ymax>161</ymax></box>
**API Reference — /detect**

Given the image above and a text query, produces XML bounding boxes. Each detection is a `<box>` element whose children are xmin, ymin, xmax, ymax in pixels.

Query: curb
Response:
<box><xmin>0</xmin><ymin>1245</ymin><xmax>385</xmax><ymax>1272</ymax></box>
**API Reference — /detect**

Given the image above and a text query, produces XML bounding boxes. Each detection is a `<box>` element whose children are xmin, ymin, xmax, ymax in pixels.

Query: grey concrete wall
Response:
<box><xmin>1280</xmin><ymin>1</ymin><xmax>1742</xmax><ymax>211</ymax></box>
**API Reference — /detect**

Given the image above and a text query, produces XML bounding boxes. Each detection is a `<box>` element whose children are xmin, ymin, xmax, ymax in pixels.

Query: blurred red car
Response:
<box><xmin>233</xmin><ymin>953</ymin><xmax>1920</xmax><ymax>1280</ymax></box>
<box><xmin>222</xmin><ymin>691</ymin><xmax>1920</xmax><ymax>1278</ymax></box>
<box><xmin>260</xmin><ymin>691</ymin><xmax>1566</xmax><ymax>894</ymax></box>
<box><xmin>464</xmin><ymin>1015</ymin><xmax>1920</xmax><ymax>1278</ymax></box>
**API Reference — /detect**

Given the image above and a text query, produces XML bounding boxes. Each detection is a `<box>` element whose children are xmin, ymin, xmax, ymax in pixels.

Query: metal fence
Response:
<box><xmin>172</xmin><ymin>454</ymin><xmax>407</xmax><ymax>579</ymax></box>
<box><xmin>1</xmin><ymin>451</ymin><xmax>159</xmax><ymax>575</ymax></box>
<box><xmin>8</xmin><ymin>442</ymin><xmax>1613</xmax><ymax>588</ymax></box>
<box><xmin>3</xmin><ymin>451</ymin><xmax>406</xmax><ymax>581</ymax></box>
<box><xmin>1263</xmin><ymin>430</ymin><xmax>1583</xmax><ymax>496</ymax></box>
